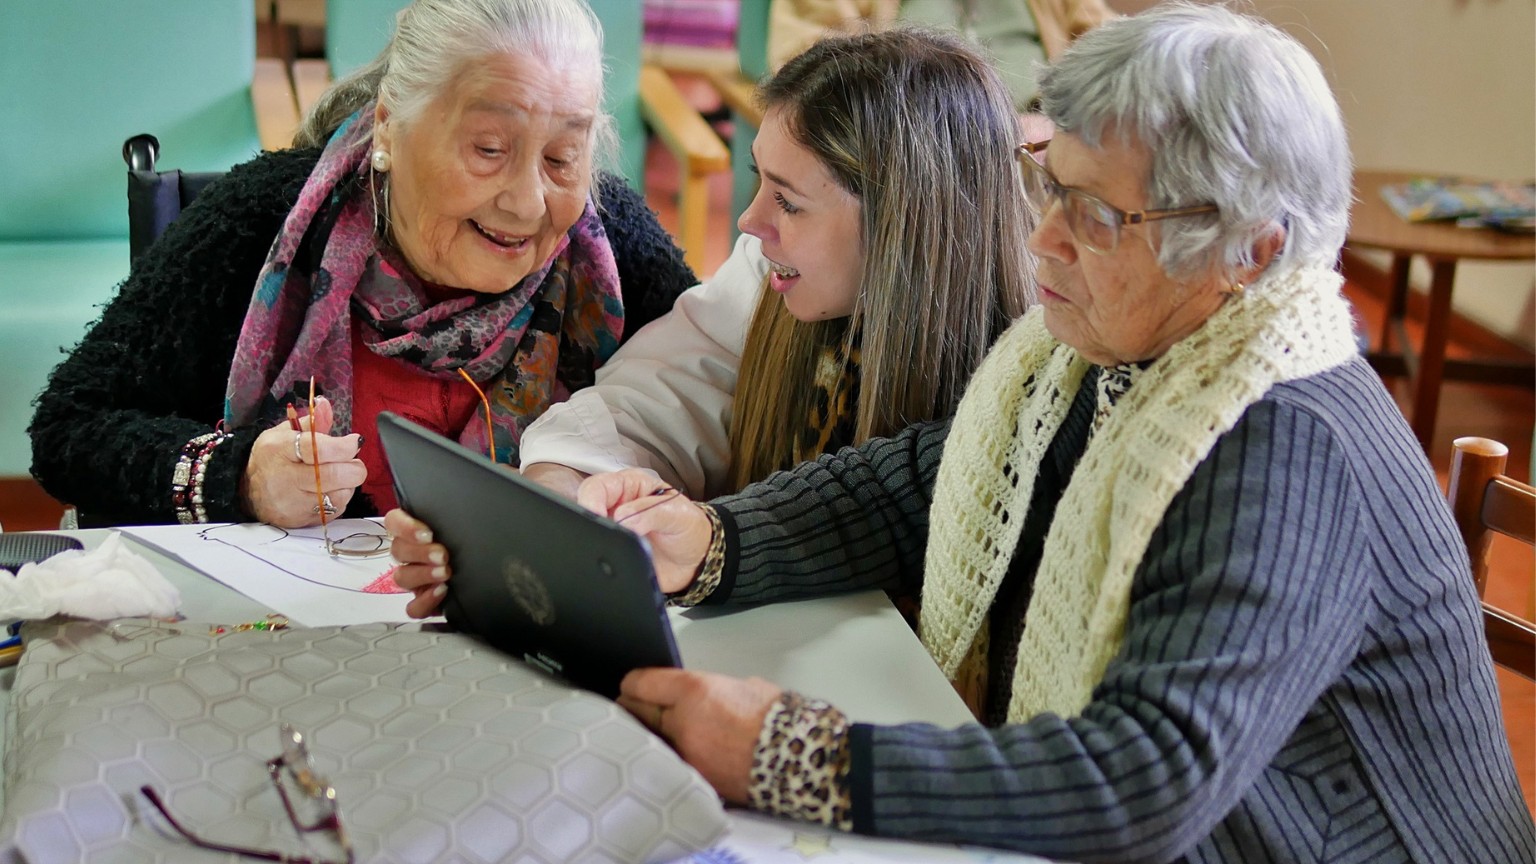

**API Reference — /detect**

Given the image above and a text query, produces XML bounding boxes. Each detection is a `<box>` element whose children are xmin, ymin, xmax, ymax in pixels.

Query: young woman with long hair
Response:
<box><xmin>516</xmin><ymin>27</ymin><xmax>1037</xmax><ymax>498</ymax></box>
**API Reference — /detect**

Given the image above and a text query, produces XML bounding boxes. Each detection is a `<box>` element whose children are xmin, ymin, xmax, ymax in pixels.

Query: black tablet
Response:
<box><xmin>377</xmin><ymin>411</ymin><xmax>681</xmax><ymax>697</ymax></box>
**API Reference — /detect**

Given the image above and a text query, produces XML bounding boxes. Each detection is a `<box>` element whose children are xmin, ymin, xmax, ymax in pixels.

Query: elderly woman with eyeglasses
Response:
<box><xmin>29</xmin><ymin>0</ymin><xmax>694</xmax><ymax>528</ymax></box>
<box><xmin>397</xmin><ymin>5</ymin><xmax>1536</xmax><ymax>860</ymax></box>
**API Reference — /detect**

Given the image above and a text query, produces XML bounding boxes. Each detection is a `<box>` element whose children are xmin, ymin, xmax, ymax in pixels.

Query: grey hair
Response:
<box><xmin>295</xmin><ymin>0</ymin><xmax>615</xmax><ymax>169</ymax></box>
<box><xmin>1037</xmin><ymin>2</ymin><xmax>1350</xmax><ymax>280</ymax></box>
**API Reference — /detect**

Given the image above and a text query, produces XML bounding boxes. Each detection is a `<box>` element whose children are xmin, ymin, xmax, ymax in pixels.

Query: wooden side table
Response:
<box><xmin>1346</xmin><ymin>170</ymin><xmax>1535</xmax><ymax>452</ymax></box>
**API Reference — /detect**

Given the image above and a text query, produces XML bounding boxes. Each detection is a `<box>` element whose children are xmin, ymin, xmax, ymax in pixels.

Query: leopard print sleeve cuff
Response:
<box><xmin>667</xmin><ymin>503</ymin><xmax>725</xmax><ymax>607</ymax></box>
<box><xmin>747</xmin><ymin>690</ymin><xmax>854</xmax><ymax>831</ymax></box>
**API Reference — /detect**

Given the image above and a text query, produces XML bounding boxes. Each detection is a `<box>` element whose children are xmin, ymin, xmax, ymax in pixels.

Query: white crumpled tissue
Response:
<box><xmin>0</xmin><ymin>533</ymin><xmax>181</xmax><ymax>620</ymax></box>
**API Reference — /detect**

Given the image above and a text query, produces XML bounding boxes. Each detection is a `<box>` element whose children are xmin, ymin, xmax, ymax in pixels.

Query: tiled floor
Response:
<box><xmin>1</xmin><ymin>119</ymin><xmax>1530</xmax><ymax>815</ymax></box>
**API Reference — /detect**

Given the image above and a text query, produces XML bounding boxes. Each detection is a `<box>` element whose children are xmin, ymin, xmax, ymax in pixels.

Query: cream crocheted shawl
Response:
<box><xmin>918</xmin><ymin>266</ymin><xmax>1360</xmax><ymax>722</ymax></box>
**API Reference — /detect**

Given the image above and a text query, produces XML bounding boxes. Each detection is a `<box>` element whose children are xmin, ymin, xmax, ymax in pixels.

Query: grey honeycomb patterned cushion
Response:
<box><xmin>0</xmin><ymin>619</ymin><xmax>727</xmax><ymax>863</ymax></box>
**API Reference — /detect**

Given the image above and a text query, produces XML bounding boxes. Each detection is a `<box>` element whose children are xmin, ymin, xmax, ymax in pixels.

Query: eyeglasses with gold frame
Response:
<box><xmin>323</xmin><ymin>529</ymin><xmax>390</xmax><ymax>559</ymax></box>
<box><xmin>140</xmin><ymin>723</ymin><xmax>354</xmax><ymax>864</ymax></box>
<box><xmin>1015</xmin><ymin>140</ymin><xmax>1219</xmax><ymax>254</ymax></box>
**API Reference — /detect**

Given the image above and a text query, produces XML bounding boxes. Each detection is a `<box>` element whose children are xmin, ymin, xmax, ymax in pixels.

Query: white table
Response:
<box><xmin>3</xmin><ymin>528</ymin><xmax>1054</xmax><ymax>862</ymax></box>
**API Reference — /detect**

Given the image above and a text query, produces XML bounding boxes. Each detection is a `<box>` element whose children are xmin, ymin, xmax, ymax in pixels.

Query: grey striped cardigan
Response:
<box><xmin>704</xmin><ymin>357</ymin><xmax>1534</xmax><ymax>863</ymax></box>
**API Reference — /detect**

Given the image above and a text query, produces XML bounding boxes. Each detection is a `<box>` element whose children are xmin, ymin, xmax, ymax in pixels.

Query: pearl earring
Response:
<box><xmin>371</xmin><ymin>149</ymin><xmax>391</xmax><ymax>172</ymax></box>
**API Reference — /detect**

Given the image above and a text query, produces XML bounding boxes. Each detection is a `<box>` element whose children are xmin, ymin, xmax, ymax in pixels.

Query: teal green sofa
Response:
<box><xmin>0</xmin><ymin>1</ymin><xmax>288</xmax><ymax>479</ymax></box>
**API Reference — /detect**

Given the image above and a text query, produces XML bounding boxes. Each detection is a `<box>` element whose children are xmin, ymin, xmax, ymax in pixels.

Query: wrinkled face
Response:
<box><xmin>373</xmin><ymin>53</ymin><xmax>598</xmax><ymax>294</ymax></box>
<box><xmin>1025</xmin><ymin>131</ymin><xmax>1228</xmax><ymax>366</ymax></box>
<box><xmin>736</xmin><ymin>108</ymin><xmax>864</xmax><ymax>322</ymax></box>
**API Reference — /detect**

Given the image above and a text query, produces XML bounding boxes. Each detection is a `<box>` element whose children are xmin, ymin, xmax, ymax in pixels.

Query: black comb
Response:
<box><xmin>0</xmin><ymin>533</ymin><xmax>84</xmax><ymax>573</ymax></box>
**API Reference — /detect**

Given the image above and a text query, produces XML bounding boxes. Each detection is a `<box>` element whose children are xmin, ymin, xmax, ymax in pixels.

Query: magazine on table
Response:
<box><xmin>1379</xmin><ymin>177</ymin><xmax>1535</xmax><ymax>232</ymax></box>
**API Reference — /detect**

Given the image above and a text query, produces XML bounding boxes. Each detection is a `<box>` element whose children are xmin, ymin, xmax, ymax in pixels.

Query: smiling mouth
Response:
<box><xmin>767</xmin><ymin>259</ymin><xmax>800</xmax><ymax>278</ymax></box>
<box><xmin>470</xmin><ymin>220</ymin><xmax>530</xmax><ymax>249</ymax></box>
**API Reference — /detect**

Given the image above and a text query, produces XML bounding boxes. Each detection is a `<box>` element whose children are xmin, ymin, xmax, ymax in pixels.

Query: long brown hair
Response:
<box><xmin>728</xmin><ymin>29</ymin><xmax>1036</xmax><ymax>491</ymax></box>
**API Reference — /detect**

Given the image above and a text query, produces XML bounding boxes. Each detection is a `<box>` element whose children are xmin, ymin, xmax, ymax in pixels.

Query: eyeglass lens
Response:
<box><xmin>1017</xmin><ymin>152</ymin><xmax>1121</xmax><ymax>253</ymax></box>
<box><xmin>272</xmin><ymin>724</ymin><xmax>351</xmax><ymax>856</ymax></box>
<box><xmin>275</xmin><ymin>762</ymin><xmax>336</xmax><ymax>833</ymax></box>
<box><xmin>325</xmin><ymin>531</ymin><xmax>389</xmax><ymax>558</ymax></box>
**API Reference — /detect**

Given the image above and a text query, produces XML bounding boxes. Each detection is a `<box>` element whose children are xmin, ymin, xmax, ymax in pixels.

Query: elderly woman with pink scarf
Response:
<box><xmin>31</xmin><ymin>0</ymin><xmax>693</xmax><ymax>528</ymax></box>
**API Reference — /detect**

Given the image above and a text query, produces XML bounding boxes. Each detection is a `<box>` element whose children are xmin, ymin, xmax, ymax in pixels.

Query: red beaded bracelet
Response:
<box><xmin>171</xmin><ymin>430</ymin><xmax>231</xmax><ymax>524</ymax></box>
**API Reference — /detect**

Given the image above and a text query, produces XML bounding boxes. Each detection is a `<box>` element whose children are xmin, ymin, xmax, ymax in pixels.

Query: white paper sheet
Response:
<box><xmin>122</xmin><ymin>521</ymin><xmax>429</xmax><ymax>626</ymax></box>
<box><xmin>679</xmin><ymin>811</ymin><xmax>1050</xmax><ymax>863</ymax></box>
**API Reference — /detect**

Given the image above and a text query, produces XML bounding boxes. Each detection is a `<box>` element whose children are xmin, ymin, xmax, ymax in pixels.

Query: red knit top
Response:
<box><xmin>349</xmin><ymin>324</ymin><xmax>486</xmax><ymax>514</ymax></box>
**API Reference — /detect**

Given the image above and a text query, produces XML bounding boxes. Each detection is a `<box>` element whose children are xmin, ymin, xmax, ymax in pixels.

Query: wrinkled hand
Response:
<box><xmin>521</xmin><ymin>462</ymin><xmax>587</xmax><ymax>500</ymax></box>
<box><xmin>241</xmin><ymin>396</ymin><xmax>365</xmax><ymax>528</ymax></box>
<box><xmin>618</xmin><ymin>668</ymin><xmax>782</xmax><ymax>804</ymax></box>
<box><xmin>576</xmin><ymin>469</ymin><xmax>712</xmax><ymax>594</ymax></box>
<box><xmin>384</xmin><ymin>508</ymin><xmax>451</xmax><ymax>619</ymax></box>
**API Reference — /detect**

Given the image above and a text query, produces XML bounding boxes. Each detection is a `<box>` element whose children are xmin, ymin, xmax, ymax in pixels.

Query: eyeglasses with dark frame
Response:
<box><xmin>1016</xmin><ymin>140</ymin><xmax>1219</xmax><ymax>254</ymax></box>
<box><xmin>140</xmin><ymin>723</ymin><xmax>355</xmax><ymax>864</ymax></box>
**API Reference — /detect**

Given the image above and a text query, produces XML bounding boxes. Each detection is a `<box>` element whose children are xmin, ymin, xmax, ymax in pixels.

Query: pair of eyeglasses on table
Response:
<box><xmin>316</xmin><ymin>526</ymin><xmax>391</xmax><ymax>559</ymax></box>
<box><xmin>140</xmin><ymin>723</ymin><xmax>354</xmax><ymax>863</ymax></box>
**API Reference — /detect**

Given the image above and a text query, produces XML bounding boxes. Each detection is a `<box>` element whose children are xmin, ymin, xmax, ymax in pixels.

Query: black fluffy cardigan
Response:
<box><xmin>29</xmin><ymin>147</ymin><xmax>696</xmax><ymax>526</ymax></box>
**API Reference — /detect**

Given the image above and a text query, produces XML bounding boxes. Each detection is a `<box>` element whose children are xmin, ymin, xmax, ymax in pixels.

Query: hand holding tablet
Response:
<box><xmin>378</xmin><ymin>412</ymin><xmax>682</xmax><ymax>697</ymax></box>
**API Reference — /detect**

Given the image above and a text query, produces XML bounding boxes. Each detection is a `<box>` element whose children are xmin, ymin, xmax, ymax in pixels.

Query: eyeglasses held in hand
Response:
<box><xmin>1016</xmin><ymin>140</ymin><xmax>1219</xmax><ymax>254</ymax></box>
<box><xmin>140</xmin><ymin>723</ymin><xmax>354</xmax><ymax>863</ymax></box>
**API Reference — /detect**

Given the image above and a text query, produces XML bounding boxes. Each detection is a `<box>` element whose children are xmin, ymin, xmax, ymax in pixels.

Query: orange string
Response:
<box><xmin>308</xmin><ymin>376</ymin><xmax>330</xmax><ymax>541</ymax></box>
<box><xmin>457</xmin><ymin>368</ymin><xmax>496</xmax><ymax>464</ymax></box>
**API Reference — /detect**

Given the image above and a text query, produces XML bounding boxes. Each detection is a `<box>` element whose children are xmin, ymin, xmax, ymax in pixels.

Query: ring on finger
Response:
<box><xmin>293</xmin><ymin>430</ymin><xmax>304</xmax><ymax>463</ymax></box>
<box><xmin>311</xmin><ymin>493</ymin><xmax>337</xmax><ymax>516</ymax></box>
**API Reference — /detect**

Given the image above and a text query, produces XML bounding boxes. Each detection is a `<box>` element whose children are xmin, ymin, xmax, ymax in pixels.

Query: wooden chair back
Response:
<box><xmin>1447</xmin><ymin>436</ymin><xmax>1536</xmax><ymax>680</ymax></box>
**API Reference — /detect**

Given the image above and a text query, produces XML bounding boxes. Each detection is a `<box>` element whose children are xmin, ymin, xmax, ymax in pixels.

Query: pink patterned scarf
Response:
<box><xmin>225</xmin><ymin>107</ymin><xmax>623</xmax><ymax>462</ymax></box>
